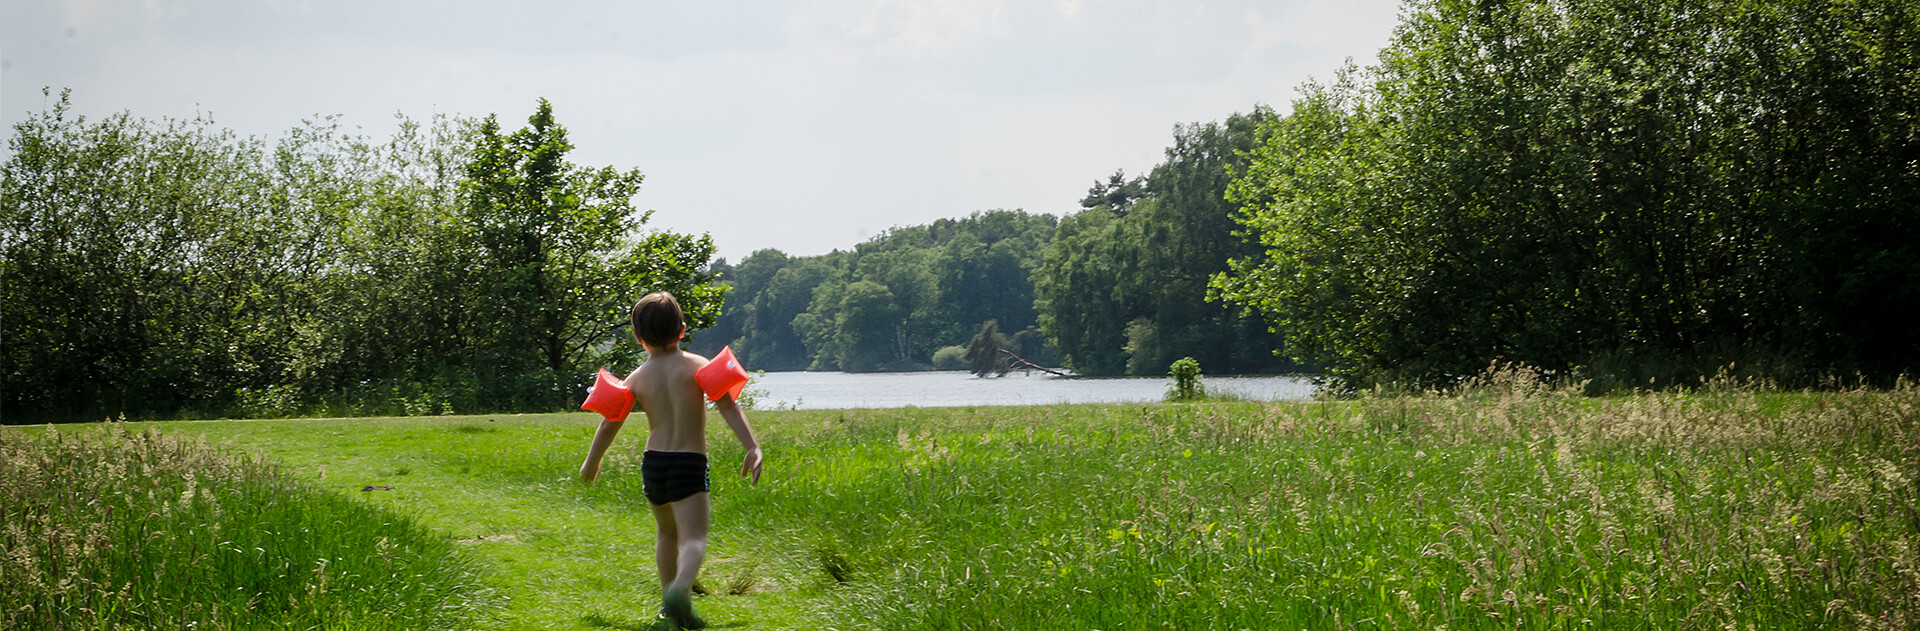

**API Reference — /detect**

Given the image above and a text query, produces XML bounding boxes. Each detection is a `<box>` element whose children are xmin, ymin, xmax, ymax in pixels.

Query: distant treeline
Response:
<box><xmin>690</xmin><ymin>108</ymin><xmax>1297</xmax><ymax>378</ymax></box>
<box><xmin>2</xmin><ymin>95</ymin><xmax>722</xmax><ymax>422</ymax></box>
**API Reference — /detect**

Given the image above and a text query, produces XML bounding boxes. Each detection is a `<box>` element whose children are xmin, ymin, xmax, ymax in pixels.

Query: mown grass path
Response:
<box><xmin>33</xmin><ymin>383</ymin><xmax>1920</xmax><ymax>630</ymax></box>
<box><xmin>150</xmin><ymin>414</ymin><xmax>828</xmax><ymax>630</ymax></box>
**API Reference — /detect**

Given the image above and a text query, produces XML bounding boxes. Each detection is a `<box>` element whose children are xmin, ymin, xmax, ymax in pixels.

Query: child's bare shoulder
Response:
<box><xmin>628</xmin><ymin>351</ymin><xmax>706</xmax><ymax>386</ymax></box>
<box><xmin>670</xmin><ymin>349</ymin><xmax>717</xmax><ymax>372</ymax></box>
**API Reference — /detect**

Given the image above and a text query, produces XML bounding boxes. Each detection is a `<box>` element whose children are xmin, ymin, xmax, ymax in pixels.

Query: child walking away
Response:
<box><xmin>579</xmin><ymin>292</ymin><xmax>763</xmax><ymax>629</ymax></box>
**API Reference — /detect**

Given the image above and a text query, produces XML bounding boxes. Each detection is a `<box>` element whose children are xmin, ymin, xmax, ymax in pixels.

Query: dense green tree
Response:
<box><xmin>1080</xmin><ymin>169</ymin><xmax>1148</xmax><ymax>216</ymax></box>
<box><xmin>1036</xmin><ymin>109</ymin><xmax>1296</xmax><ymax>376</ymax></box>
<box><xmin>794</xmin><ymin>278</ymin><xmax>901</xmax><ymax>372</ymax></box>
<box><xmin>1127</xmin><ymin>109</ymin><xmax>1292</xmax><ymax>375</ymax></box>
<box><xmin>1210</xmin><ymin>75</ymin><xmax>1380</xmax><ymax>382</ymax></box>
<box><xmin>1034</xmin><ymin>207</ymin><xmax>1135</xmax><ymax>375</ymax></box>
<box><xmin>458</xmin><ymin>99</ymin><xmax>722</xmax><ymax>408</ymax></box>
<box><xmin>741</xmin><ymin>256</ymin><xmax>840</xmax><ymax>371</ymax></box>
<box><xmin>928</xmin><ymin>211</ymin><xmax>1055</xmax><ymax>344</ymax></box>
<box><xmin>1</xmin><ymin>93</ymin><xmax>722</xmax><ymax>420</ymax></box>
<box><xmin>693</xmin><ymin>248</ymin><xmax>791</xmax><ymax>357</ymax></box>
<box><xmin>2</xmin><ymin>91</ymin><xmax>316</xmax><ymax>419</ymax></box>
<box><xmin>832</xmin><ymin>280</ymin><xmax>902</xmax><ymax>372</ymax></box>
<box><xmin>790</xmin><ymin>278</ymin><xmax>843</xmax><ymax>371</ymax></box>
<box><xmin>1215</xmin><ymin>0</ymin><xmax>1920</xmax><ymax>389</ymax></box>
<box><xmin>938</xmin><ymin>232</ymin><xmax>1035</xmax><ymax>340</ymax></box>
<box><xmin>277</xmin><ymin>111</ymin><xmax>475</xmax><ymax>408</ymax></box>
<box><xmin>854</xmin><ymin>246</ymin><xmax>940</xmax><ymax>362</ymax></box>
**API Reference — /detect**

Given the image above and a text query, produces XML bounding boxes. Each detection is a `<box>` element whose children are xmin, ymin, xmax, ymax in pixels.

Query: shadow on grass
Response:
<box><xmin>579</xmin><ymin>613</ymin><xmax>663</xmax><ymax>631</ymax></box>
<box><xmin>580</xmin><ymin>613</ymin><xmax>747</xmax><ymax>631</ymax></box>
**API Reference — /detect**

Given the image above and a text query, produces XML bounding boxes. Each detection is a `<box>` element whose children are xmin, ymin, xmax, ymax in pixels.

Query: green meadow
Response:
<box><xmin>6</xmin><ymin>379</ymin><xmax>1917</xmax><ymax>630</ymax></box>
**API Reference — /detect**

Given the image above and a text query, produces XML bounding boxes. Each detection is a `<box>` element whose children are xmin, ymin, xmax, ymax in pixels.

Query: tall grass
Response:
<box><xmin>16</xmin><ymin>377</ymin><xmax>1913</xmax><ymax>630</ymax></box>
<box><xmin>677</xmin><ymin>375</ymin><xmax>1919</xmax><ymax>629</ymax></box>
<box><xmin>0</xmin><ymin>425</ymin><xmax>496</xmax><ymax>630</ymax></box>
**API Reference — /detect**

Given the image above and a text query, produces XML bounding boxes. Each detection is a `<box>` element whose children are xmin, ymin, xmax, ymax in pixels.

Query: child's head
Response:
<box><xmin>631</xmin><ymin>292</ymin><xmax>686</xmax><ymax>349</ymax></box>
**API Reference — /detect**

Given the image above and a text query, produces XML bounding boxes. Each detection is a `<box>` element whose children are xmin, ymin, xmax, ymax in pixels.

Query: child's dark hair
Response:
<box><xmin>632</xmin><ymin>292</ymin><xmax>685</xmax><ymax>348</ymax></box>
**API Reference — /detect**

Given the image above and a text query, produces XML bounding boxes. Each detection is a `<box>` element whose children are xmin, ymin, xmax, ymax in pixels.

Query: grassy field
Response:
<box><xmin>2</xmin><ymin>426</ymin><xmax>494</xmax><ymax>630</ymax></box>
<box><xmin>6</xmin><ymin>377</ymin><xmax>1918</xmax><ymax>630</ymax></box>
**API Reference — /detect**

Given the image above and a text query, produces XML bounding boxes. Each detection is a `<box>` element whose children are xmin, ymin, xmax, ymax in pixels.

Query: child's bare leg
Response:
<box><xmin>650</xmin><ymin>502</ymin><xmax>680</xmax><ymax>599</ymax></box>
<box><xmin>662</xmin><ymin>492</ymin><xmax>710</xmax><ymax>628</ymax></box>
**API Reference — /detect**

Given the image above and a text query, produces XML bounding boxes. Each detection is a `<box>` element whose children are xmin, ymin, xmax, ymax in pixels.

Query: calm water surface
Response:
<box><xmin>744</xmin><ymin>370</ymin><xmax>1317</xmax><ymax>410</ymax></box>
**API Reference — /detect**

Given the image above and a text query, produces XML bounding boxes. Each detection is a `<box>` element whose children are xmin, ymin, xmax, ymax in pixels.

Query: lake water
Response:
<box><xmin>744</xmin><ymin>370</ymin><xmax>1318</xmax><ymax>410</ymax></box>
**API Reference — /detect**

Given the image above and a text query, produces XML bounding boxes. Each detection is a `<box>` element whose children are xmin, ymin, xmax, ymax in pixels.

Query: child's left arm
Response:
<box><xmin>715</xmin><ymin>395</ymin><xmax>762</xmax><ymax>485</ymax></box>
<box><xmin>579</xmin><ymin>418</ymin><xmax>623</xmax><ymax>484</ymax></box>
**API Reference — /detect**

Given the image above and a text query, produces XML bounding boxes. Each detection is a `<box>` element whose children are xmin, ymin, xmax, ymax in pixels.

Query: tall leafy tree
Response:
<box><xmin>1</xmin><ymin>94</ymin><xmax>724</xmax><ymax>420</ymax></box>
<box><xmin>459</xmin><ymin>99</ymin><xmax>722</xmax><ymax>407</ymax></box>
<box><xmin>1080</xmin><ymin>169</ymin><xmax>1148</xmax><ymax>216</ymax></box>
<box><xmin>829</xmin><ymin>280</ymin><xmax>902</xmax><ymax>372</ymax></box>
<box><xmin>1034</xmin><ymin>207</ymin><xmax>1136</xmax><ymax>375</ymax></box>
<box><xmin>2</xmin><ymin>91</ymin><xmax>300</xmax><ymax>419</ymax></box>
<box><xmin>855</xmin><ymin>246</ymin><xmax>940</xmax><ymax>362</ymax></box>
<box><xmin>741</xmin><ymin>255</ymin><xmax>840</xmax><ymax>371</ymax></box>
<box><xmin>1215</xmin><ymin>0</ymin><xmax>1920</xmax><ymax>389</ymax></box>
<box><xmin>1128</xmin><ymin>109</ymin><xmax>1291</xmax><ymax>375</ymax></box>
<box><xmin>282</xmin><ymin>111</ymin><xmax>475</xmax><ymax>406</ymax></box>
<box><xmin>938</xmin><ymin>230</ymin><xmax>1040</xmax><ymax>339</ymax></box>
<box><xmin>1036</xmin><ymin>109</ymin><xmax>1296</xmax><ymax>376</ymax></box>
<box><xmin>693</xmin><ymin>248</ymin><xmax>792</xmax><ymax>357</ymax></box>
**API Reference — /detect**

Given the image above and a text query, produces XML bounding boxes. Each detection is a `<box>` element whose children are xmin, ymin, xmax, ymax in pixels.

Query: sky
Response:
<box><xmin>2</xmin><ymin>0</ymin><xmax>1404</xmax><ymax>262</ymax></box>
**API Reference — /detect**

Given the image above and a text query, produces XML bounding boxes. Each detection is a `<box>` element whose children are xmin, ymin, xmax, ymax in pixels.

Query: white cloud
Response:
<box><xmin>848</xmin><ymin>0</ymin><xmax>1009</xmax><ymax>57</ymax></box>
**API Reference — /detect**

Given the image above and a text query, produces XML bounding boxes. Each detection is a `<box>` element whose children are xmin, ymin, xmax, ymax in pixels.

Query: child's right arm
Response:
<box><xmin>578</xmin><ymin>418</ymin><xmax>623</xmax><ymax>484</ymax></box>
<box><xmin>714</xmin><ymin>395</ymin><xmax>762</xmax><ymax>485</ymax></box>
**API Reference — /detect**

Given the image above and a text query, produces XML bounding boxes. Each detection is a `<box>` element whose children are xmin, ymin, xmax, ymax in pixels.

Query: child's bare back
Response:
<box><xmin>627</xmin><ymin>348</ymin><xmax>713</xmax><ymax>454</ymax></box>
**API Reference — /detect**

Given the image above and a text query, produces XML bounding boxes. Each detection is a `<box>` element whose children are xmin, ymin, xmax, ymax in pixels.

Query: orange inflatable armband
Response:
<box><xmin>696</xmin><ymin>346</ymin><xmax>750</xmax><ymax>402</ymax></box>
<box><xmin>581</xmin><ymin>367</ymin><xmax>634</xmax><ymax>422</ymax></box>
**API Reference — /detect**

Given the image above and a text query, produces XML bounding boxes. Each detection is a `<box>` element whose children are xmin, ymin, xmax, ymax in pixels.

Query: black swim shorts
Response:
<box><xmin>641</xmin><ymin>450</ymin><xmax>710</xmax><ymax>505</ymax></box>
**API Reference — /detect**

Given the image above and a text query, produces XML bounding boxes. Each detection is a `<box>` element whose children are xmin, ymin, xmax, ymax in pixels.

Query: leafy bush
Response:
<box><xmin>930</xmin><ymin>346</ymin><xmax>969</xmax><ymax>370</ymax></box>
<box><xmin>1165</xmin><ymin>356</ymin><xmax>1206</xmax><ymax>401</ymax></box>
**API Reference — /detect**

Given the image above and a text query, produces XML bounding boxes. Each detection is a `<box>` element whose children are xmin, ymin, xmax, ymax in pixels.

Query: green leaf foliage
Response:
<box><xmin>930</xmin><ymin>345</ymin><xmax>969</xmax><ymax>370</ymax></box>
<box><xmin>1166</xmin><ymin>356</ymin><xmax>1206</xmax><ymax>401</ymax></box>
<box><xmin>2</xmin><ymin>94</ymin><xmax>722</xmax><ymax>420</ymax></box>
<box><xmin>456</xmin><ymin>99</ymin><xmax>722</xmax><ymax>408</ymax></box>
<box><xmin>1036</xmin><ymin>110</ymin><xmax>1302</xmax><ymax>376</ymax></box>
<box><xmin>1216</xmin><ymin>0</ymin><xmax>1920</xmax><ymax>391</ymax></box>
<box><xmin>3</xmin><ymin>90</ymin><xmax>336</xmax><ymax>419</ymax></box>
